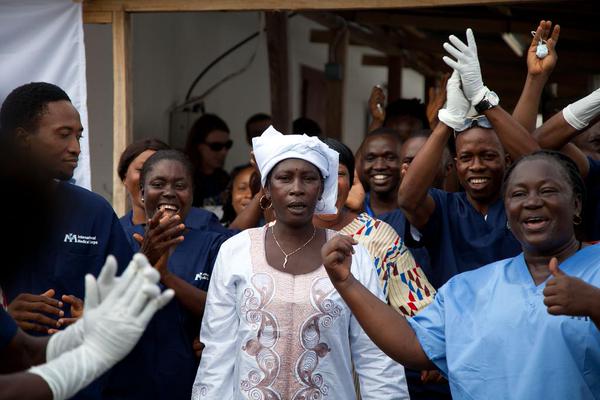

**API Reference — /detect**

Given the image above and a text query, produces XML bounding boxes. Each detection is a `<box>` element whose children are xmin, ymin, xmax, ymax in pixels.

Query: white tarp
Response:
<box><xmin>0</xmin><ymin>0</ymin><xmax>90</xmax><ymax>189</ymax></box>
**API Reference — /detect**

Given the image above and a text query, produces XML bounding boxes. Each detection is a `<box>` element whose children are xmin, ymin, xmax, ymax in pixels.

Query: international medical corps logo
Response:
<box><xmin>64</xmin><ymin>233</ymin><xmax>98</xmax><ymax>245</ymax></box>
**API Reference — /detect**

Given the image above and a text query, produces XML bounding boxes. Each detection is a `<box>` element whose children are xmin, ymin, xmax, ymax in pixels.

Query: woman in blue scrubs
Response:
<box><xmin>323</xmin><ymin>151</ymin><xmax>600</xmax><ymax>399</ymax></box>
<box><xmin>105</xmin><ymin>150</ymin><xmax>228</xmax><ymax>400</ymax></box>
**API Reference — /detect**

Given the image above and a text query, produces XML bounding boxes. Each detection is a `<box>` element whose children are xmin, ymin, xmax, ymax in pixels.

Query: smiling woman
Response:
<box><xmin>192</xmin><ymin>126</ymin><xmax>409</xmax><ymax>399</ymax></box>
<box><xmin>108</xmin><ymin>149</ymin><xmax>229</xmax><ymax>400</ymax></box>
<box><xmin>322</xmin><ymin>150</ymin><xmax>600</xmax><ymax>399</ymax></box>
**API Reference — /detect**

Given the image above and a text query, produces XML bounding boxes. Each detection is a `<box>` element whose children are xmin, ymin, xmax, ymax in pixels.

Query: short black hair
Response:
<box><xmin>320</xmin><ymin>137</ymin><xmax>355</xmax><ymax>186</ymax></box>
<box><xmin>140</xmin><ymin>149</ymin><xmax>194</xmax><ymax>189</ymax></box>
<box><xmin>384</xmin><ymin>98</ymin><xmax>429</xmax><ymax>129</ymax></box>
<box><xmin>293</xmin><ymin>117</ymin><xmax>322</xmax><ymax>136</ymax></box>
<box><xmin>117</xmin><ymin>138</ymin><xmax>170</xmax><ymax>181</ymax></box>
<box><xmin>503</xmin><ymin>150</ymin><xmax>586</xmax><ymax>209</ymax></box>
<box><xmin>0</xmin><ymin>82</ymin><xmax>71</xmax><ymax>134</ymax></box>
<box><xmin>245</xmin><ymin>113</ymin><xmax>271</xmax><ymax>144</ymax></box>
<box><xmin>185</xmin><ymin>113</ymin><xmax>229</xmax><ymax>166</ymax></box>
<box><xmin>366</xmin><ymin>127</ymin><xmax>403</xmax><ymax>141</ymax></box>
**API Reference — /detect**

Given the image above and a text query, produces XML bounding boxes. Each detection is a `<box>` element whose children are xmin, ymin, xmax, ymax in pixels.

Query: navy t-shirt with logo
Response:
<box><xmin>2</xmin><ymin>181</ymin><xmax>133</xmax><ymax>399</ymax></box>
<box><xmin>405</xmin><ymin>188</ymin><xmax>521</xmax><ymax>289</ymax></box>
<box><xmin>108</xmin><ymin>209</ymin><xmax>227</xmax><ymax>400</ymax></box>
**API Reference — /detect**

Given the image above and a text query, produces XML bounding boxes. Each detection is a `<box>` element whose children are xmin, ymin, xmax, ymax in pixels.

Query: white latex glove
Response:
<box><xmin>438</xmin><ymin>71</ymin><xmax>472</xmax><ymax>130</ymax></box>
<box><xmin>442</xmin><ymin>28</ymin><xmax>489</xmax><ymax>105</ymax></box>
<box><xmin>563</xmin><ymin>88</ymin><xmax>600</xmax><ymax>130</ymax></box>
<box><xmin>29</xmin><ymin>254</ymin><xmax>174</xmax><ymax>400</ymax></box>
<box><xmin>45</xmin><ymin>255</ymin><xmax>132</xmax><ymax>361</ymax></box>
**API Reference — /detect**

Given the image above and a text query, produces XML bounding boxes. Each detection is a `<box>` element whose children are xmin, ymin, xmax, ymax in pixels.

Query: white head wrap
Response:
<box><xmin>252</xmin><ymin>126</ymin><xmax>339</xmax><ymax>215</ymax></box>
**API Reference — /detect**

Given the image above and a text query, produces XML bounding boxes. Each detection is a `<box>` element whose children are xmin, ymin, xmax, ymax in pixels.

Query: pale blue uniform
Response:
<box><xmin>408</xmin><ymin>243</ymin><xmax>600</xmax><ymax>399</ymax></box>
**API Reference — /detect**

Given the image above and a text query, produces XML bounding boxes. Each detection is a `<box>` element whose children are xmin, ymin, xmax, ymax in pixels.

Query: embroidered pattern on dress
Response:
<box><xmin>292</xmin><ymin>277</ymin><xmax>342</xmax><ymax>399</ymax></box>
<box><xmin>240</xmin><ymin>272</ymin><xmax>282</xmax><ymax>399</ymax></box>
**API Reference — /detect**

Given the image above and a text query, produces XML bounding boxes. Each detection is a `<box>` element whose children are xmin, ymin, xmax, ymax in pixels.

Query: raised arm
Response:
<box><xmin>321</xmin><ymin>235</ymin><xmax>434</xmax><ymax>370</ymax></box>
<box><xmin>532</xmin><ymin>88</ymin><xmax>600</xmax><ymax>177</ymax></box>
<box><xmin>443</xmin><ymin>28</ymin><xmax>540</xmax><ymax>160</ymax></box>
<box><xmin>513</xmin><ymin>20</ymin><xmax>560</xmax><ymax>132</ymax></box>
<box><xmin>397</xmin><ymin>71</ymin><xmax>465</xmax><ymax>230</ymax></box>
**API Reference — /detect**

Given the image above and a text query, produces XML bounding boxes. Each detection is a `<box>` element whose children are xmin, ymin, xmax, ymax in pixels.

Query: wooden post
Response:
<box><xmin>265</xmin><ymin>12</ymin><xmax>291</xmax><ymax>132</ymax></box>
<box><xmin>325</xmin><ymin>27</ymin><xmax>348</xmax><ymax>140</ymax></box>
<box><xmin>387</xmin><ymin>55</ymin><xmax>403</xmax><ymax>102</ymax></box>
<box><xmin>112</xmin><ymin>10</ymin><xmax>132</xmax><ymax>215</ymax></box>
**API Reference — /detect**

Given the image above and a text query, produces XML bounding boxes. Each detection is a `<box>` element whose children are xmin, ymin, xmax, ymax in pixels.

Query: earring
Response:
<box><xmin>573</xmin><ymin>214</ymin><xmax>582</xmax><ymax>226</ymax></box>
<box><xmin>259</xmin><ymin>195</ymin><xmax>272</xmax><ymax>210</ymax></box>
<box><xmin>141</xmin><ymin>197</ymin><xmax>144</xmax><ymax>202</ymax></box>
<box><xmin>506</xmin><ymin>220</ymin><xmax>511</xmax><ymax>231</ymax></box>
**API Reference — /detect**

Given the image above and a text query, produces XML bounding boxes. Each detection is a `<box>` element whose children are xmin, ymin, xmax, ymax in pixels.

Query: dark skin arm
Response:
<box><xmin>135</xmin><ymin>211</ymin><xmax>206</xmax><ymax>318</ymax></box>
<box><xmin>532</xmin><ymin>111</ymin><xmax>591</xmax><ymax>177</ymax></box>
<box><xmin>0</xmin><ymin>329</ymin><xmax>57</xmax><ymax>399</ymax></box>
<box><xmin>512</xmin><ymin>21</ymin><xmax>560</xmax><ymax>133</ymax></box>
<box><xmin>321</xmin><ymin>235</ymin><xmax>434</xmax><ymax>370</ymax></box>
<box><xmin>483</xmin><ymin>106</ymin><xmax>540</xmax><ymax>160</ymax></box>
<box><xmin>397</xmin><ymin>122</ymin><xmax>451</xmax><ymax>230</ymax></box>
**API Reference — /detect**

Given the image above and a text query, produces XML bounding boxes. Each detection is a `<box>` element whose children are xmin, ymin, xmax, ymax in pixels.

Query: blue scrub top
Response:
<box><xmin>106</xmin><ymin>210</ymin><xmax>228</xmax><ymax>400</ymax></box>
<box><xmin>0</xmin><ymin>307</ymin><xmax>17</xmax><ymax>351</ymax></box>
<box><xmin>405</xmin><ymin>189</ymin><xmax>521</xmax><ymax>289</ymax></box>
<box><xmin>585</xmin><ymin>157</ymin><xmax>600</xmax><ymax>241</ymax></box>
<box><xmin>2</xmin><ymin>182</ymin><xmax>133</xmax><ymax>400</ymax></box>
<box><xmin>408</xmin><ymin>243</ymin><xmax>600</xmax><ymax>399</ymax></box>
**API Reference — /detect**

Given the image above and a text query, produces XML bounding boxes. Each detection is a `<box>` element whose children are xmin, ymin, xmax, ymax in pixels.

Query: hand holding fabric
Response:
<box><xmin>527</xmin><ymin>20</ymin><xmax>560</xmax><ymax>78</ymax></box>
<box><xmin>442</xmin><ymin>28</ymin><xmax>488</xmax><ymax>105</ymax></box>
<box><xmin>437</xmin><ymin>71</ymin><xmax>472</xmax><ymax>130</ymax></box>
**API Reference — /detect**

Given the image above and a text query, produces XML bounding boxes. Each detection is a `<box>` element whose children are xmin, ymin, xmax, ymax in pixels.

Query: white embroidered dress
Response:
<box><xmin>192</xmin><ymin>227</ymin><xmax>408</xmax><ymax>399</ymax></box>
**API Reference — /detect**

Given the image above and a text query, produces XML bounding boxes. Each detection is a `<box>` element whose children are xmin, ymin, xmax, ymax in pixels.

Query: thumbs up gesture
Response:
<box><xmin>543</xmin><ymin>257</ymin><xmax>599</xmax><ymax>317</ymax></box>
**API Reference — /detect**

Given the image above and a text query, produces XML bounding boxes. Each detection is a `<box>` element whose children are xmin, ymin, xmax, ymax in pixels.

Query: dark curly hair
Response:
<box><xmin>0</xmin><ymin>82</ymin><xmax>71</xmax><ymax>134</ymax></box>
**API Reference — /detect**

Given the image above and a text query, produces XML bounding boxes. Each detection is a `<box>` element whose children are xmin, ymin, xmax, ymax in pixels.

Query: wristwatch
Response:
<box><xmin>474</xmin><ymin>91</ymin><xmax>500</xmax><ymax>113</ymax></box>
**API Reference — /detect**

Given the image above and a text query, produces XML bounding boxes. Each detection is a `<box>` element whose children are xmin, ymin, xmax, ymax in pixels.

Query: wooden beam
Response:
<box><xmin>112</xmin><ymin>10</ymin><xmax>132</xmax><ymax>214</ymax></box>
<box><xmin>83</xmin><ymin>11</ymin><xmax>112</xmax><ymax>24</ymax></box>
<box><xmin>362</xmin><ymin>54</ymin><xmax>388</xmax><ymax>66</ymax></box>
<box><xmin>325</xmin><ymin>27</ymin><xmax>348</xmax><ymax>140</ymax></box>
<box><xmin>266</xmin><ymin>12</ymin><xmax>291</xmax><ymax>132</ymax></box>
<box><xmin>355</xmin><ymin>11</ymin><xmax>600</xmax><ymax>42</ymax></box>
<box><xmin>83</xmin><ymin>0</ymin><xmax>550</xmax><ymax>13</ymax></box>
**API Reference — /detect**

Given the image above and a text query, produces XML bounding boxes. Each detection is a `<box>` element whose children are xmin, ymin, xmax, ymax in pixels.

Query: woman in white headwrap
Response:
<box><xmin>192</xmin><ymin>126</ymin><xmax>408</xmax><ymax>399</ymax></box>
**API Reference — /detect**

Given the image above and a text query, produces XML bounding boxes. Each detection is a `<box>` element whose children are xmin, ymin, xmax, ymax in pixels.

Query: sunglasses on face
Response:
<box><xmin>454</xmin><ymin>115</ymin><xmax>493</xmax><ymax>134</ymax></box>
<box><xmin>203</xmin><ymin>140</ymin><xmax>233</xmax><ymax>151</ymax></box>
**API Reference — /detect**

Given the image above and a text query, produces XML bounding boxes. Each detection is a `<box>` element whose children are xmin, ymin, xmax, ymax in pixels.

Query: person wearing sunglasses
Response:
<box><xmin>185</xmin><ymin>113</ymin><xmax>233</xmax><ymax>217</ymax></box>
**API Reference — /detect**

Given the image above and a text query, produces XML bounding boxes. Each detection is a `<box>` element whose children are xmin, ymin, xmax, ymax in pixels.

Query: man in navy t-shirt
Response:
<box><xmin>0</xmin><ymin>82</ymin><xmax>132</xmax><ymax>399</ymax></box>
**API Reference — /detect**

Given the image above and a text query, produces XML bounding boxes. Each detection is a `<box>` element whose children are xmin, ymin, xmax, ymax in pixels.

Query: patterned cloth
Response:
<box><xmin>341</xmin><ymin>213</ymin><xmax>435</xmax><ymax>316</ymax></box>
<box><xmin>192</xmin><ymin>227</ymin><xmax>409</xmax><ymax>399</ymax></box>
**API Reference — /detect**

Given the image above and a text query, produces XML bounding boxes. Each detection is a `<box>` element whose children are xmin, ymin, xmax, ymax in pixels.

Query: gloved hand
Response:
<box><xmin>438</xmin><ymin>71</ymin><xmax>472</xmax><ymax>130</ymax></box>
<box><xmin>45</xmin><ymin>255</ymin><xmax>140</xmax><ymax>361</ymax></box>
<box><xmin>563</xmin><ymin>88</ymin><xmax>600</xmax><ymax>130</ymax></box>
<box><xmin>29</xmin><ymin>254</ymin><xmax>174</xmax><ymax>400</ymax></box>
<box><xmin>442</xmin><ymin>28</ymin><xmax>489</xmax><ymax>105</ymax></box>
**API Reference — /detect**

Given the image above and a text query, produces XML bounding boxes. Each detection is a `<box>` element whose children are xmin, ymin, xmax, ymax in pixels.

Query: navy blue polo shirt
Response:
<box><xmin>2</xmin><ymin>182</ymin><xmax>133</xmax><ymax>400</ymax></box>
<box><xmin>3</xmin><ymin>182</ymin><xmax>133</xmax><ymax>313</ymax></box>
<box><xmin>379</xmin><ymin>209</ymin><xmax>433</xmax><ymax>279</ymax></box>
<box><xmin>0</xmin><ymin>307</ymin><xmax>17</xmax><ymax>351</ymax></box>
<box><xmin>585</xmin><ymin>157</ymin><xmax>600</xmax><ymax>241</ymax></box>
<box><xmin>106</xmin><ymin>212</ymin><xmax>227</xmax><ymax>400</ymax></box>
<box><xmin>405</xmin><ymin>188</ymin><xmax>521</xmax><ymax>289</ymax></box>
<box><xmin>119</xmin><ymin>207</ymin><xmax>232</xmax><ymax>250</ymax></box>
